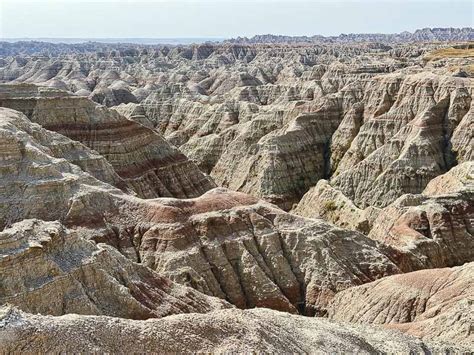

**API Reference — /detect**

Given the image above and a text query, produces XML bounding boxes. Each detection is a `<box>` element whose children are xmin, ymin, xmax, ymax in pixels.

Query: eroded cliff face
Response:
<box><xmin>330</xmin><ymin>73</ymin><xmax>472</xmax><ymax>209</ymax></box>
<box><xmin>0</xmin><ymin>219</ymin><xmax>230</xmax><ymax>319</ymax></box>
<box><xmin>0</xmin><ymin>84</ymin><xmax>215</xmax><ymax>200</ymax></box>
<box><xmin>0</xmin><ymin>107</ymin><xmax>402</xmax><ymax>315</ymax></box>
<box><xmin>365</xmin><ymin>162</ymin><xmax>474</xmax><ymax>270</ymax></box>
<box><xmin>125</xmin><ymin>190</ymin><xmax>402</xmax><ymax>316</ymax></box>
<box><xmin>295</xmin><ymin>163</ymin><xmax>474</xmax><ymax>272</ymax></box>
<box><xmin>1</xmin><ymin>104</ymin><xmax>469</xmax><ymax>320</ymax></box>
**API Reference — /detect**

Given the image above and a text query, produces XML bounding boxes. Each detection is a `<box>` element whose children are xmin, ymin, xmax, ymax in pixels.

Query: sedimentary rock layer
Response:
<box><xmin>354</xmin><ymin>162</ymin><xmax>474</xmax><ymax>272</ymax></box>
<box><xmin>0</xmin><ymin>40</ymin><xmax>472</xmax><ymax>350</ymax></box>
<box><xmin>0</xmin><ymin>85</ymin><xmax>215</xmax><ymax>199</ymax></box>
<box><xmin>327</xmin><ymin>263</ymin><xmax>474</xmax><ymax>346</ymax></box>
<box><xmin>293</xmin><ymin>179</ymin><xmax>378</xmax><ymax>233</ymax></box>
<box><xmin>294</xmin><ymin>162</ymin><xmax>474</xmax><ymax>236</ymax></box>
<box><xmin>129</xmin><ymin>189</ymin><xmax>401</xmax><ymax>315</ymax></box>
<box><xmin>0</xmin><ymin>219</ymin><xmax>230</xmax><ymax>319</ymax></box>
<box><xmin>1</xmin><ymin>42</ymin><xmax>472</xmax><ymax>211</ymax></box>
<box><xmin>0</xmin><ymin>106</ymin><xmax>401</xmax><ymax>315</ymax></box>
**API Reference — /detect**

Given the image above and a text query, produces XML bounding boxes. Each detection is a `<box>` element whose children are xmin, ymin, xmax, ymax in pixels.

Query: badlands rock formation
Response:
<box><xmin>293</xmin><ymin>179</ymin><xmax>377</xmax><ymax>233</ymax></box>
<box><xmin>0</xmin><ymin>106</ymin><xmax>401</xmax><ymax>316</ymax></box>
<box><xmin>328</xmin><ymin>263</ymin><xmax>474</xmax><ymax>346</ymax></box>
<box><xmin>0</xmin><ymin>32</ymin><xmax>473</xmax><ymax>351</ymax></box>
<box><xmin>228</xmin><ymin>28</ymin><xmax>474</xmax><ymax>44</ymax></box>
<box><xmin>0</xmin><ymin>305</ymin><xmax>466</xmax><ymax>353</ymax></box>
<box><xmin>2</xmin><ymin>40</ymin><xmax>472</xmax><ymax>211</ymax></box>
<box><xmin>133</xmin><ymin>192</ymin><xmax>401</xmax><ymax>315</ymax></box>
<box><xmin>295</xmin><ymin>162</ymin><xmax>474</xmax><ymax>237</ymax></box>
<box><xmin>0</xmin><ymin>84</ymin><xmax>215</xmax><ymax>199</ymax></box>
<box><xmin>367</xmin><ymin>162</ymin><xmax>474</xmax><ymax>271</ymax></box>
<box><xmin>0</xmin><ymin>219</ymin><xmax>229</xmax><ymax>318</ymax></box>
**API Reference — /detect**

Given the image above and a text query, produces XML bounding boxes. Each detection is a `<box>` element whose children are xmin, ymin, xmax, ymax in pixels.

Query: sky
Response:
<box><xmin>0</xmin><ymin>0</ymin><xmax>472</xmax><ymax>39</ymax></box>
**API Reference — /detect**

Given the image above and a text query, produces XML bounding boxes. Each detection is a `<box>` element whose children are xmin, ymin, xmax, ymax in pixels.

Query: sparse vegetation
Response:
<box><xmin>322</xmin><ymin>200</ymin><xmax>338</xmax><ymax>212</ymax></box>
<box><xmin>424</xmin><ymin>47</ymin><xmax>474</xmax><ymax>62</ymax></box>
<box><xmin>447</xmin><ymin>64</ymin><xmax>474</xmax><ymax>77</ymax></box>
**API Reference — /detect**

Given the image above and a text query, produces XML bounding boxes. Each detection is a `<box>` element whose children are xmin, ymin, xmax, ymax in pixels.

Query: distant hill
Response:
<box><xmin>1</xmin><ymin>38</ymin><xmax>225</xmax><ymax>45</ymax></box>
<box><xmin>226</xmin><ymin>27</ymin><xmax>474</xmax><ymax>44</ymax></box>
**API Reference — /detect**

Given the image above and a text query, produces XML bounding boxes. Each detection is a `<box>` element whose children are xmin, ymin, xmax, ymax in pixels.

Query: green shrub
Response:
<box><xmin>322</xmin><ymin>200</ymin><xmax>337</xmax><ymax>212</ymax></box>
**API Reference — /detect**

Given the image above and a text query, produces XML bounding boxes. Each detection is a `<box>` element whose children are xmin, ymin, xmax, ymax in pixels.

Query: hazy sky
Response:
<box><xmin>1</xmin><ymin>0</ymin><xmax>472</xmax><ymax>39</ymax></box>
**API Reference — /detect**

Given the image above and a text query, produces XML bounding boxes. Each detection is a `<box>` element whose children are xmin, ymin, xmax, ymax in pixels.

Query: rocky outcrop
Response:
<box><xmin>0</xmin><ymin>305</ymin><xmax>465</xmax><ymax>353</ymax></box>
<box><xmin>0</xmin><ymin>42</ymin><xmax>411</xmax><ymax>208</ymax></box>
<box><xmin>295</xmin><ymin>163</ymin><xmax>474</xmax><ymax>236</ymax></box>
<box><xmin>128</xmin><ymin>189</ymin><xmax>401</xmax><ymax>316</ymax></box>
<box><xmin>423</xmin><ymin>161</ymin><xmax>474</xmax><ymax>196</ymax></box>
<box><xmin>1</xmin><ymin>103</ymin><xmax>470</xmax><ymax>318</ymax></box>
<box><xmin>207</xmin><ymin>101</ymin><xmax>345</xmax><ymax>209</ymax></box>
<box><xmin>293</xmin><ymin>179</ymin><xmax>379</xmax><ymax>233</ymax></box>
<box><xmin>0</xmin><ymin>85</ymin><xmax>215</xmax><ymax>199</ymax></box>
<box><xmin>327</xmin><ymin>263</ymin><xmax>474</xmax><ymax>346</ymax></box>
<box><xmin>0</xmin><ymin>107</ymin><xmax>127</xmax><ymax>191</ymax></box>
<box><xmin>331</xmin><ymin>73</ymin><xmax>472</xmax><ymax>209</ymax></box>
<box><xmin>0</xmin><ymin>106</ymin><xmax>129</xmax><ymax>229</ymax></box>
<box><xmin>367</xmin><ymin>172</ymin><xmax>474</xmax><ymax>271</ymax></box>
<box><xmin>0</xmin><ymin>39</ymin><xmax>472</xmax><ymax>351</ymax></box>
<box><xmin>0</xmin><ymin>219</ymin><xmax>230</xmax><ymax>318</ymax></box>
<box><xmin>296</xmin><ymin>163</ymin><xmax>474</xmax><ymax>276</ymax></box>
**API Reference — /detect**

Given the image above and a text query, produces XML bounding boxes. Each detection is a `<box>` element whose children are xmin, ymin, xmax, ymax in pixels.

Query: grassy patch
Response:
<box><xmin>424</xmin><ymin>47</ymin><xmax>474</xmax><ymax>62</ymax></box>
<box><xmin>447</xmin><ymin>64</ymin><xmax>474</xmax><ymax>76</ymax></box>
<box><xmin>322</xmin><ymin>200</ymin><xmax>337</xmax><ymax>212</ymax></box>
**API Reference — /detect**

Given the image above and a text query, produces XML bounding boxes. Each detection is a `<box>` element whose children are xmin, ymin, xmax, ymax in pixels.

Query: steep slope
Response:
<box><xmin>367</xmin><ymin>163</ymin><xmax>474</xmax><ymax>271</ymax></box>
<box><xmin>330</xmin><ymin>73</ymin><xmax>473</xmax><ymax>209</ymax></box>
<box><xmin>294</xmin><ymin>162</ymin><xmax>474</xmax><ymax>235</ymax></box>
<box><xmin>0</xmin><ymin>42</ymin><xmax>412</xmax><ymax>208</ymax></box>
<box><xmin>293</xmin><ymin>179</ymin><xmax>377</xmax><ymax>233</ymax></box>
<box><xmin>0</xmin><ymin>41</ymin><xmax>472</xmax><ymax>347</ymax></box>
<box><xmin>327</xmin><ymin>263</ymin><xmax>474</xmax><ymax>346</ymax></box>
<box><xmin>0</xmin><ymin>84</ymin><xmax>215</xmax><ymax>199</ymax></box>
<box><xmin>0</xmin><ymin>219</ymin><xmax>230</xmax><ymax>319</ymax></box>
<box><xmin>0</xmin><ymin>107</ymin><xmax>127</xmax><ymax>229</ymax></box>
<box><xmin>1</xmin><ymin>43</ymin><xmax>472</xmax><ymax>212</ymax></box>
<box><xmin>127</xmin><ymin>189</ymin><xmax>401</xmax><ymax>315</ymax></box>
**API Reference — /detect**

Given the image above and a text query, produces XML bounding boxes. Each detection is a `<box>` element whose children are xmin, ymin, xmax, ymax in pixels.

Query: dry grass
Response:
<box><xmin>424</xmin><ymin>47</ymin><xmax>474</xmax><ymax>61</ymax></box>
<box><xmin>322</xmin><ymin>200</ymin><xmax>337</xmax><ymax>212</ymax></box>
<box><xmin>448</xmin><ymin>64</ymin><xmax>474</xmax><ymax>76</ymax></box>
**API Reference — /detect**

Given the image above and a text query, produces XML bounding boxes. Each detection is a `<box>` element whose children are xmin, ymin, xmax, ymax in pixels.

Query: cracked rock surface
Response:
<box><xmin>2</xmin><ymin>41</ymin><xmax>472</xmax><ymax>210</ymax></box>
<box><xmin>0</xmin><ymin>84</ymin><xmax>215</xmax><ymax>199</ymax></box>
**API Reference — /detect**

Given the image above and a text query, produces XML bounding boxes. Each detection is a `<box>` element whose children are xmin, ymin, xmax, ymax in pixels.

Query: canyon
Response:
<box><xmin>0</xmin><ymin>30</ymin><xmax>473</xmax><ymax>352</ymax></box>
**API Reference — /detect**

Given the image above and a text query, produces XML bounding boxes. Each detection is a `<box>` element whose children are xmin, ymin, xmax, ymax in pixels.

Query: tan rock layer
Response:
<box><xmin>368</xmin><ymin>190</ymin><xmax>474</xmax><ymax>271</ymax></box>
<box><xmin>0</xmin><ymin>306</ymin><xmax>465</xmax><ymax>353</ymax></box>
<box><xmin>104</xmin><ymin>190</ymin><xmax>402</xmax><ymax>316</ymax></box>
